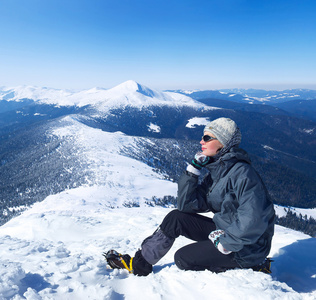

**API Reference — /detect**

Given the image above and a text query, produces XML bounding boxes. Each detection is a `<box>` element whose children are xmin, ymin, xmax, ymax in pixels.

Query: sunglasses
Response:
<box><xmin>202</xmin><ymin>135</ymin><xmax>218</xmax><ymax>142</ymax></box>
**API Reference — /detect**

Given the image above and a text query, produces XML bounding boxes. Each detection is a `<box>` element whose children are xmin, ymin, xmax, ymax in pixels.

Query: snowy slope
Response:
<box><xmin>0</xmin><ymin>118</ymin><xmax>315</xmax><ymax>299</ymax></box>
<box><xmin>0</xmin><ymin>81</ymin><xmax>210</xmax><ymax>111</ymax></box>
<box><xmin>0</xmin><ymin>188</ymin><xmax>316</xmax><ymax>300</ymax></box>
<box><xmin>46</xmin><ymin>115</ymin><xmax>178</xmax><ymax>207</ymax></box>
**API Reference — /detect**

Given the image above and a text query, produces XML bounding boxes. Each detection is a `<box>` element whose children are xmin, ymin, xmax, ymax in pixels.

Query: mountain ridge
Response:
<box><xmin>0</xmin><ymin>80</ymin><xmax>207</xmax><ymax>110</ymax></box>
<box><xmin>171</xmin><ymin>88</ymin><xmax>316</xmax><ymax>104</ymax></box>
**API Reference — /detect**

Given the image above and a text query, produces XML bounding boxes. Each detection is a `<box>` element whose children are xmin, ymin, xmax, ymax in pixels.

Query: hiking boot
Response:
<box><xmin>103</xmin><ymin>250</ymin><xmax>133</xmax><ymax>273</ymax></box>
<box><xmin>251</xmin><ymin>258</ymin><xmax>273</xmax><ymax>274</ymax></box>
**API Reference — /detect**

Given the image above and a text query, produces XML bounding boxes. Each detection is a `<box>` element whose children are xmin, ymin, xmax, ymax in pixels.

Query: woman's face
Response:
<box><xmin>200</xmin><ymin>132</ymin><xmax>224</xmax><ymax>157</ymax></box>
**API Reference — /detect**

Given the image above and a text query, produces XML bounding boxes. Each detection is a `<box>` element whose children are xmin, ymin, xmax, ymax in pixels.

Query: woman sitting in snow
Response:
<box><xmin>105</xmin><ymin>117</ymin><xmax>275</xmax><ymax>275</ymax></box>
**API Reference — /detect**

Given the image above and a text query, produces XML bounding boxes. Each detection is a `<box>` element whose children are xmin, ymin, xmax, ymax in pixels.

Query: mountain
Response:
<box><xmin>172</xmin><ymin>88</ymin><xmax>316</xmax><ymax>104</ymax></box>
<box><xmin>1</xmin><ymin>81</ymin><xmax>316</xmax><ymax>225</ymax></box>
<box><xmin>0</xmin><ymin>80</ymin><xmax>207</xmax><ymax>110</ymax></box>
<box><xmin>0</xmin><ymin>81</ymin><xmax>213</xmax><ymax>225</ymax></box>
<box><xmin>220</xmin><ymin>88</ymin><xmax>316</xmax><ymax>103</ymax></box>
<box><xmin>0</xmin><ymin>79</ymin><xmax>211</xmax><ymax>147</ymax></box>
<box><xmin>271</xmin><ymin>99</ymin><xmax>316</xmax><ymax>123</ymax></box>
<box><xmin>188</xmin><ymin>94</ymin><xmax>316</xmax><ymax>123</ymax></box>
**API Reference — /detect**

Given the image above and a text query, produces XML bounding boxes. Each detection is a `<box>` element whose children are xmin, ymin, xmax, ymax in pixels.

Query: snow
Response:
<box><xmin>48</xmin><ymin>116</ymin><xmax>177</xmax><ymax>207</ymax></box>
<box><xmin>0</xmin><ymin>110</ymin><xmax>315</xmax><ymax>299</ymax></box>
<box><xmin>186</xmin><ymin>117</ymin><xmax>210</xmax><ymax>128</ymax></box>
<box><xmin>263</xmin><ymin>145</ymin><xmax>274</xmax><ymax>151</ymax></box>
<box><xmin>147</xmin><ymin>123</ymin><xmax>161</xmax><ymax>133</ymax></box>
<box><xmin>179</xmin><ymin>90</ymin><xmax>195</xmax><ymax>94</ymax></box>
<box><xmin>0</xmin><ymin>189</ymin><xmax>315</xmax><ymax>300</ymax></box>
<box><xmin>275</xmin><ymin>205</ymin><xmax>316</xmax><ymax>220</ymax></box>
<box><xmin>250</xmin><ymin>97</ymin><xmax>270</xmax><ymax>102</ymax></box>
<box><xmin>302</xmin><ymin>129</ymin><xmax>314</xmax><ymax>134</ymax></box>
<box><xmin>0</xmin><ymin>80</ymin><xmax>208</xmax><ymax>112</ymax></box>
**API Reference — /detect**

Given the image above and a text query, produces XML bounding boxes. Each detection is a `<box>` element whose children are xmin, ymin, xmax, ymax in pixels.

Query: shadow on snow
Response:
<box><xmin>272</xmin><ymin>238</ymin><xmax>316</xmax><ymax>293</ymax></box>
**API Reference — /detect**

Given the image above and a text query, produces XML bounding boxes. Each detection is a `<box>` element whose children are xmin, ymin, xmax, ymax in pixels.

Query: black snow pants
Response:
<box><xmin>133</xmin><ymin>210</ymin><xmax>240</xmax><ymax>276</ymax></box>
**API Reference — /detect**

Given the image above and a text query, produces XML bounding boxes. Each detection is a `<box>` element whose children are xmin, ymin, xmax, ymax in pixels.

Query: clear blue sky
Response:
<box><xmin>0</xmin><ymin>0</ymin><xmax>315</xmax><ymax>90</ymax></box>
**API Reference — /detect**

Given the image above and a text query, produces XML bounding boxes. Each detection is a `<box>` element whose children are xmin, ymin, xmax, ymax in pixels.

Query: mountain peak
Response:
<box><xmin>114</xmin><ymin>80</ymin><xmax>140</xmax><ymax>90</ymax></box>
<box><xmin>111</xmin><ymin>80</ymin><xmax>159</xmax><ymax>98</ymax></box>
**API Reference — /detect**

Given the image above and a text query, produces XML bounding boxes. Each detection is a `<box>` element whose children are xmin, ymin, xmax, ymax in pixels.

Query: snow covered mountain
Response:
<box><xmin>174</xmin><ymin>88</ymin><xmax>316</xmax><ymax>104</ymax></box>
<box><xmin>1</xmin><ymin>80</ymin><xmax>316</xmax><ymax>219</ymax></box>
<box><xmin>0</xmin><ymin>80</ymin><xmax>207</xmax><ymax>110</ymax></box>
<box><xmin>221</xmin><ymin>88</ymin><xmax>316</xmax><ymax>103</ymax></box>
<box><xmin>1</xmin><ymin>80</ymin><xmax>316</xmax><ymax>298</ymax></box>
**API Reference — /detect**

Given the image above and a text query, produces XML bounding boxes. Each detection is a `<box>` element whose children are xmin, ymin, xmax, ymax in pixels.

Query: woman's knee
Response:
<box><xmin>174</xmin><ymin>247</ymin><xmax>192</xmax><ymax>270</ymax></box>
<box><xmin>160</xmin><ymin>209</ymin><xmax>188</xmax><ymax>238</ymax></box>
<box><xmin>174</xmin><ymin>248</ymin><xmax>186</xmax><ymax>270</ymax></box>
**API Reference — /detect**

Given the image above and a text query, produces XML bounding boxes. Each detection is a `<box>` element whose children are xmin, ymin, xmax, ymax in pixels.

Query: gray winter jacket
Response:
<box><xmin>177</xmin><ymin>147</ymin><xmax>275</xmax><ymax>267</ymax></box>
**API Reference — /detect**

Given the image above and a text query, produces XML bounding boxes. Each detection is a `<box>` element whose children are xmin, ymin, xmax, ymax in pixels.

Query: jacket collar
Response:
<box><xmin>206</xmin><ymin>147</ymin><xmax>251</xmax><ymax>175</ymax></box>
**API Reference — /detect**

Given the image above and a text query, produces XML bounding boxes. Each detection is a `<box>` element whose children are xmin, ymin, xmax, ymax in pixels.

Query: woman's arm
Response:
<box><xmin>177</xmin><ymin>171</ymin><xmax>212</xmax><ymax>213</ymax></box>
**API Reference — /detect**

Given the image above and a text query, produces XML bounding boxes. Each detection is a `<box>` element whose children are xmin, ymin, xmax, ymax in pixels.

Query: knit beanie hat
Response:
<box><xmin>204</xmin><ymin>117</ymin><xmax>241</xmax><ymax>147</ymax></box>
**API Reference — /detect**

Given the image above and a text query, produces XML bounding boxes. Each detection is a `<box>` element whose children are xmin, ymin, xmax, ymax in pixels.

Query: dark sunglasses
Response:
<box><xmin>202</xmin><ymin>135</ymin><xmax>218</xmax><ymax>142</ymax></box>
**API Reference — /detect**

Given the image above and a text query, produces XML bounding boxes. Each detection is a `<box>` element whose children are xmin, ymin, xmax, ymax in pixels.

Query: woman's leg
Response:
<box><xmin>139</xmin><ymin>210</ymin><xmax>215</xmax><ymax>267</ymax></box>
<box><xmin>160</xmin><ymin>209</ymin><xmax>216</xmax><ymax>241</ymax></box>
<box><xmin>134</xmin><ymin>209</ymin><xmax>221</xmax><ymax>276</ymax></box>
<box><xmin>160</xmin><ymin>210</ymin><xmax>240</xmax><ymax>272</ymax></box>
<box><xmin>174</xmin><ymin>241</ymin><xmax>240</xmax><ymax>272</ymax></box>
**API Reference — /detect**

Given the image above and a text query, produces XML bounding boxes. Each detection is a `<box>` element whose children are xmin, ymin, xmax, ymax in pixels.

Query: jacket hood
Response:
<box><xmin>221</xmin><ymin>147</ymin><xmax>251</xmax><ymax>164</ymax></box>
<box><xmin>206</xmin><ymin>147</ymin><xmax>251</xmax><ymax>174</ymax></box>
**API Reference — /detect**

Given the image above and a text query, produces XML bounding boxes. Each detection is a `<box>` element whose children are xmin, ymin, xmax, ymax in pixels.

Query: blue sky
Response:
<box><xmin>0</xmin><ymin>0</ymin><xmax>315</xmax><ymax>90</ymax></box>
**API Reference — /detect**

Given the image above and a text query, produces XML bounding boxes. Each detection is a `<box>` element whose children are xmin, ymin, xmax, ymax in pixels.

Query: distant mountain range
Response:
<box><xmin>170</xmin><ymin>88</ymin><xmax>316</xmax><ymax>123</ymax></box>
<box><xmin>1</xmin><ymin>81</ymin><xmax>316</xmax><ymax>226</ymax></box>
<box><xmin>172</xmin><ymin>88</ymin><xmax>316</xmax><ymax>103</ymax></box>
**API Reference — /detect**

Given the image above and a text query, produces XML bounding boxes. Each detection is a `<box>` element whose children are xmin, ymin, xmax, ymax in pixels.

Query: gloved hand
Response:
<box><xmin>209</xmin><ymin>229</ymin><xmax>232</xmax><ymax>255</ymax></box>
<box><xmin>186</xmin><ymin>152</ymin><xmax>214</xmax><ymax>176</ymax></box>
<box><xmin>190</xmin><ymin>152</ymin><xmax>213</xmax><ymax>170</ymax></box>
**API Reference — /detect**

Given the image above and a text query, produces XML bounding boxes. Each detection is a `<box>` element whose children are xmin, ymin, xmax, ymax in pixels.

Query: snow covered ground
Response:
<box><xmin>0</xmin><ymin>186</ymin><xmax>315</xmax><ymax>300</ymax></box>
<box><xmin>274</xmin><ymin>205</ymin><xmax>316</xmax><ymax>220</ymax></box>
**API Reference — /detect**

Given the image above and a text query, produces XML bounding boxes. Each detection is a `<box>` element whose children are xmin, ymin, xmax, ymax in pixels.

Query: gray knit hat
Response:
<box><xmin>204</xmin><ymin>117</ymin><xmax>241</xmax><ymax>147</ymax></box>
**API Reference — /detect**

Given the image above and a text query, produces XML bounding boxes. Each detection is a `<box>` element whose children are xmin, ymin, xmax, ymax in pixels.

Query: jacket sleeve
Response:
<box><xmin>217</xmin><ymin>167</ymin><xmax>274</xmax><ymax>252</ymax></box>
<box><xmin>177</xmin><ymin>171</ymin><xmax>212</xmax><ymax>213</ymax></box>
